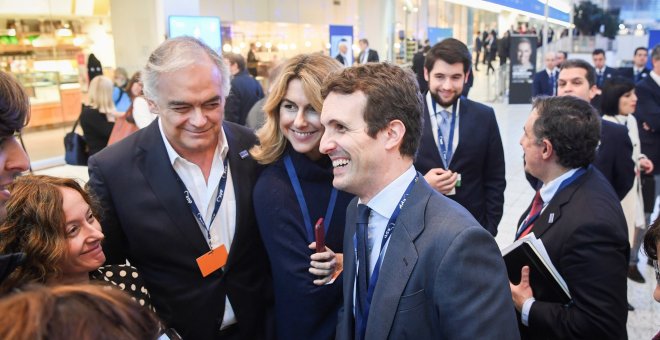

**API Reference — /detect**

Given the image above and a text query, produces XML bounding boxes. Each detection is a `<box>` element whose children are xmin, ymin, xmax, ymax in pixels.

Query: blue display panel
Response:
<box><xmin>169</xmin><ymin>16</ymin><xmax>222</xmax><ymax>52</ymax></box>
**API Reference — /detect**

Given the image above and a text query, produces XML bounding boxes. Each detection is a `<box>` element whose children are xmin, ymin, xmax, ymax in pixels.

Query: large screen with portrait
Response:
<box><xmin>168</xmin><ymin>16</ymin><xmax>222</xmax><ymax>52</ymax></box>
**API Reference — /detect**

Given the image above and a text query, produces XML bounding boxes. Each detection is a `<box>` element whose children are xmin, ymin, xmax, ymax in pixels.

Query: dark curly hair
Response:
<box><xmin>0</xmin><ymin>71</ymin><xmax>30</xmax><ymax>138</ymax></box>
<box><xmin>532</xmin><ymin>96</ymin><xmax>601</xmax><ymax>169</ymax></box>
<box><xmin>424</xmin><ymin>38</ymin><xmax>472</xmax><ymax>74</ymax></box>
<box><xmin>600</xmin><ymin>77</ymin><xmax>635</xmax><ymax>116</ymax></box>
<box><xmin>0</xmin><ymin>175</ymin><xmax>102</xmax><ymax>294</ymax></box>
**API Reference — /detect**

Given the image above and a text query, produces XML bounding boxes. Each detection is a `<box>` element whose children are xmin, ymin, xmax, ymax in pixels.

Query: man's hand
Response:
<box><xmin>640</xmin><ymin>157</ymin><xmax>654</xmax><ymax>175</ymax></box>
<box><xmin>510</xmin><ymin>266</ymin><xmax>534</xmax><ymax>312</ymax></box>
<box><xmin>424</xmin><ymin>168</ymin><xmax>458</xmax><ymax>194</ymax></box>
<box><xmin>308</xmin><ymin>242</ymin><xmax>341</xmax><ymax>286</ymax></box>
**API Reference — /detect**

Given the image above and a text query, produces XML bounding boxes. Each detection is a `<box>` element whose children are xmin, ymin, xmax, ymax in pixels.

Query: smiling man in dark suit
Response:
<box><xmin>87</xmin><ymin>37</ymin><xmax>271</xmax><ymax>340</ymax></box>
<box><xmin>511</xmin><ymin>96</ymin><xmax>628</xmax><ymax>339</ymax></box>
<box><xmin>415</xmin><ymin>38</ymin><xmax>506</xmax><ymax>236</ymax></box>
<box><xmin>320</xmin><ymin>62</ymin><xmax>518</xmax><ymax>340</ymax></box>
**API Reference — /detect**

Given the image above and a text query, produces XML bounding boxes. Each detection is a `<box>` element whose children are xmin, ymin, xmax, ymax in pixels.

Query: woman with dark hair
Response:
<box><xmin>250</xmin><ymin>54</ymin><xmax>353</xmax><ymax>340</ymax></box>
<box><xmin>0</xmin><ymin>175</ymin><xmax>150</xmax><ymax>307</ymax></box>
<box><xmin>602</xmin><ymin>77</ymin><xmax>655</xmax><ymax>283</ymax></box>
<box><xmin>125</xmin><ymin>71</ymin><xmax>156</xmax><ymax>129</ymax></box>
<box><xmin>0</xmin><ymin>284</ymin><xmax>174</xmax><ymax>340</ymax></box>
<box><xmin>643</xmin><ymin>217</ymin><xmax>660</xmax><ymax>339</ymax></box>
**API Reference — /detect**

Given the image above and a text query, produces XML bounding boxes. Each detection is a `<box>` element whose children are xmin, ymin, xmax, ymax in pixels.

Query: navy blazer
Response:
<box><xmin>635</xmin><ymin>75</ymin><xmax>660</xmax><ymax>174</ymax></box>
<box><xmin>336</xmin><ymin>177</ymin><xmax>520</xmax><ymax>339</ymax></box>
<box><xmin>595</xmin><ymin>66</ymin><xmax>617</xmax><ymax>88</ymax></box>
<box><xmin>224</xmin><ymin>70</ymin><xmax>264</xmax><ymax>126</ymax></box>
<box><xmin>87</xmin><ymin>120</ymin><xmax>272</xmax><ymax>340</ymax></box>
<box><xmin>517</xmin><ymin>167</ymin><xmax>628</xmax><ymax>339</ymax></box>
<box><xmin>595</xmin><ymin>119</ymin><xmax>635</xmax><ymax>199</ymax></box>
<box><xmin>532</xmin><ymin>69</ymin><xmax>558</xmax><ymax>97</ymax></box>
<box><xmin>618</xmin><ymin>67</ymin><xmax>650</xmax><ymax>83</ymax></box>
<box><xmin>414</xmin><ymin>97</ymin><xmax>506</xmax><ymax>236</ymax></box>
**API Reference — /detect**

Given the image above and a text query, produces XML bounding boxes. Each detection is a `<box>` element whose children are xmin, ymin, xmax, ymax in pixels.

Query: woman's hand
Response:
<box><xmin>308</xmin><ymin>242</ymin><xmax>343</xmax><ymax>286</ymax></box>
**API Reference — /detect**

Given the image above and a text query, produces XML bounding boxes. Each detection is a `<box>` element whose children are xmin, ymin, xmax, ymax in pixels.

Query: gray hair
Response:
<box><xmin>652</xmin><ymin>44</ymin><xmax>660</xmax><ymax>61</ymax></box>
<box><xmin>142</xmin><ymin>36</ymin><xmax>230</xmax><ymax>101</ymax></box>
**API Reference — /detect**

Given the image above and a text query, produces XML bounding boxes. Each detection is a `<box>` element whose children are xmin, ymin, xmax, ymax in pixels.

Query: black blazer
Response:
<box><xmin>595</xmin><ymin>66</ymin><xmax>617</xmax><ymax>88</ymax></box>
<box><xmin>224</xmin><ymin>70</ymin><xmax>264</xmax><ymax>126</ymax></box>
<box><xmin>594</xmin><ymin>119</ymin><xmax>635</xmax><ymax>199</ymax></box>
<box><xmin>87</xmin><ymin>120</ymin><xmax>272</xmax><ymax>340</ymax></box>
<box><xmin>635</xmin><ymin>75</ymin><xmax>660</xmax><ymax>174</ymax></box>
<box><xmin>357</xmin><ymin>49</ymin><xmax>379</xmax><ymax>64</ymax></box>
<box><xmin>335</xmin><ymin>54</ymin><xmax>347</xmax><ymax>66</ymax></box>
<box><xmin>617</xmin><ymin>66</ymin><xmax>650</xmax><ymax>83</ymax></box>
<box><xmin>414</xmin><ymin>98</ymin><xmax>506</xmax><ymax>235</ymax></box>
<box><xmin>517</xmin><ymin>167</ymin><xmax>628</xmax><ymax>340</ymax></box>
<box><xmin>79</xmin><ymin>105</ymin><xmax>114</xmax><ymax>157</ymax></box>
<box><xmin>532</xmin><ymin>69</ymin><xmax>558</xmax><ymax>97</ymax></box>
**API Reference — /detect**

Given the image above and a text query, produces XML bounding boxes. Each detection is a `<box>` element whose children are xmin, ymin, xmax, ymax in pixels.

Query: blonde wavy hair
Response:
<box><xmin>250</xmin><ymin>53</ymin><xmax>342</xmax><ymax>164</ymax></box>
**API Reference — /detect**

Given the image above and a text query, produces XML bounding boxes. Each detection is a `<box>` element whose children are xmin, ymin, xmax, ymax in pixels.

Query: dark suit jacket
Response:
<box><xmin>357</xmin><ymin>49</ymin><xmax>379</xmax><ymax>64</ymax></box>
<box><xmin>335</xmin><ymin>54</ymin><xmax>347</xmax><ymax>66</ymax></box>
<box><xmin>618</xmin><ymin>66</ymin><xmax>650</xmax><ymax>83</ymax></box>
<box><xmin>87</xmin><ymin>120</ymin><xmax>272</xmax><ymax>340</ymax></box>
<box><xmin>336</xmin><ymin>177</ymin><xmax>519</xmax><ymax>339</ymax></box>
<box><xmin>594</xmin><ymin>119</ymin><xmax>635</xmax><ymax>199</ymax></box>
<box><xmin>224</xmin><ymin>70</ymin><xmax>264</xmax><ymax>126</ymax></box>
<box><xmin>415</xmin><ymin>98</ymin><xmax>506</xmax><ymax>235</ymax></box>
<box><xmin>411</xmin><ymin>51</ymin><xmax>428</xmax><ymax>94</ymax></box>
<box><xmin>592</xmin><ymin>66</ymin><xmax>618</xmax><ymax>109</ymax></box>
<box><xmin>635</xmin><ymin>75</ymin><xmax>660</xmax><ymax>174</ymax></box>
<box><xmin>532</xmin><ymin>69</ymin><xmax>558</xmax><ymax>97</ymax></box>
<box><xmin>517</xmin><ymin>167</ymin><xmax>628</xmax><ymax>340</ymax></box>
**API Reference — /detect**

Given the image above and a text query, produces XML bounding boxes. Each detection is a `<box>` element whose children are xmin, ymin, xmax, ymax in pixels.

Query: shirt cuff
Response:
<box><xmin>521</xmin><ymin>297</ymin><xmax>536</xmax><ymax>327</ymax></box>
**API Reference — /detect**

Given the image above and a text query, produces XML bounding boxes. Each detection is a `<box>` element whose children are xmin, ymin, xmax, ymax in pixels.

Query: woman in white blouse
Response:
<box><xmin>602</xmin><ymin>77</ymin><xmax>655</xmax><ymax>283</ymax></box>
<box><xmin>126</xmin><ymin>72</ymin><xmax>156</xmax><ymax>129</ymax></box>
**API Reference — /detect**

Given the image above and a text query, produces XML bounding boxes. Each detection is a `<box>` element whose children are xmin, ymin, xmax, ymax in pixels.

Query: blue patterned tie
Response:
<box><xmin>436</xmin><ymin>110</ymin><xmax>451</xmax><ymax>165</ymax></box>
<box><xmin>635</xmin><ymin>70</ymin><xmax>640</xmax><ymax>83</ymax></box>
<box><xmin>355</xmin><ymin>204</ymin><xmax>371</xmax><ymax>340</ymax></box>
<box><xmin>597</xmin><ymin>71</ymin><xmax>603</xmax><ymax>88</ymax></box>
<box><xmin>550</xmin><ymin>73</ymin><xmax>556</xmax><ymax>96</ymax></box>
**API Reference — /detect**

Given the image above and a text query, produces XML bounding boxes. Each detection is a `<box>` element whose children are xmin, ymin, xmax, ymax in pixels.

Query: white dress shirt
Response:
<box><xmin>651</xmin><ymin>69</ymin><xmax>660</xmax><ymax>87</ymax></box>
<box><xmin>158</xmin><ymin>119</ymin><xmax>238</xmax><ymax>329</ymax></box>
<box><xmin>425</xmin><ymin>92</ymin><xmax>460</xmax><ymax>165</ymax></box>
<box><xmin>132</xmin><ymin>96</ymin><xmax>157</xmax><ymax>129</ymax></box>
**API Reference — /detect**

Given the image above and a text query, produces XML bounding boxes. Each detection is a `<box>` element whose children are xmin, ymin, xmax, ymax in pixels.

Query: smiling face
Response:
<box><xmin>320</xmin><ymin>91</ymin><xmax>387</xmax><ymax>201</ymax></box>
<box><xmin>279</xmin><ymin>78</ymin><xmax>323</xmax><ymax>160</ymax></box>
<box><xmin>618</xmin><ymin>89</ymin><xmax>637</xmax><ymax>116</ymax></box>
<box><xmin>0</xmin><ymin>136</ymin><xmax>29</xmax><ymax>221</ymax></box>
<box><xmin>425</xmin><ymin>59</ymin><xmax>465</xmax><ymax>107</ymax></box>
<box><xmin>58</xmin><ymin>187</ymin><xmax>105</xmax><ymax>281</ymax></box>
<box><xmin>517</xmin><ymin>42</ymin><xmax>532</xmax><ymax>65</ymax></box>
<box><xmin>148</xmin><ymin>55</ymin><xmax>224</xmax><ymax>161</ymax></box>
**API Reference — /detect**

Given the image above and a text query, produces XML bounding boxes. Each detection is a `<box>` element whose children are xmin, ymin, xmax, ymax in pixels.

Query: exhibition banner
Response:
<box><xmin>329</xmin><ymin>25</ymin><xmax>354</xmax><ymax>66</ymax></box>
<box><xmin>509</xmin><ymin>35</ymin><xmax>538</xmax><ymax>104</ymax></box>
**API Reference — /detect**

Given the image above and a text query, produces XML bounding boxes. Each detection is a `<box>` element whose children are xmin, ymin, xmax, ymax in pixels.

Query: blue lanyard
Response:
<box><xmin>431</xmin><ymin>98</ymin><xmax>459</xmax><ymax>167</ymax></box>
<box><xmin>354</xmin><ymin>174</ymin><xmax>418</xmax><ymax>338</ymax></box>
<box><xmin>516</xmin><ymin>167</ymin><xmax>587</xmax><ymax>239</ymax></box>
<box><xmin>175</xmin><ymin>158</ymin><xmax>229</xmax><ymax>248</ymax></box>
<box><xmin>284</xmin><ymin>154</ymin><xmax>338</xmax><ymax>243</ymax></box>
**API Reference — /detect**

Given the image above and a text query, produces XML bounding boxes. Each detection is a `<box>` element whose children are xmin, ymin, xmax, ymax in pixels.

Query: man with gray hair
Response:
<box><xmin>88</xmin><ymin>37</ymin><xmax>272</xmax><ymax>340</ymax></box>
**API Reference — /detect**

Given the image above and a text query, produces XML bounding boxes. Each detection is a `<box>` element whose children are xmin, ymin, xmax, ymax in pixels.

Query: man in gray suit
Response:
<box><xmin>319</xmin><ymin>63</ymin><xmax>519</xmax><ymax>339</ymax></box>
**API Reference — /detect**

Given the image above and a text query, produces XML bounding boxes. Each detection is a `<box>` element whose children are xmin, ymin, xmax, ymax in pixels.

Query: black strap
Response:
<box><xmin>114</xmin><ymin>88</ymin><xmax>125</xmax><ymax>105</ymax></box>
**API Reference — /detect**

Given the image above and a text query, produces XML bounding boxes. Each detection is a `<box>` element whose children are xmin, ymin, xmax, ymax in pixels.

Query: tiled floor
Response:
<box><xmin>30</xmin><ymin>62</ymin><xmax>659</xmax><ymax>337</ymax></box>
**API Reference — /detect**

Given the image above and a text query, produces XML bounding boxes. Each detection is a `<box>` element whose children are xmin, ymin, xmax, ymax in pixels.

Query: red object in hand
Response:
<box><xmin>315</xmin><ymin>218</ymin><xmax>325</xmax><ymax>253</ymax></box>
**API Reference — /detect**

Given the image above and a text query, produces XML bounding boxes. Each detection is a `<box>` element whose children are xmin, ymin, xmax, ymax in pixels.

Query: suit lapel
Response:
<box><xmin>365</xmin><ymin>179</ymin><xmax>429</xmax><ymax>339</ymax></box>
<box><xmin>449</xmin><ymin>98</ymin><xmax>468</xmax><ymax>167</ymax></box>
<box><xmin>137</xmin><ymin>121</ymin><xmax>209</xmax><ymax>252</ymax></box>
<box><xmin>531</xmin><ymin>169</ymin><xmax>589</xmax><ymax>238</ymax></box>
<box><xmin>223</xmin><ymin>123</ymin><xmax>251</xmax><ymax>271</ymax></box>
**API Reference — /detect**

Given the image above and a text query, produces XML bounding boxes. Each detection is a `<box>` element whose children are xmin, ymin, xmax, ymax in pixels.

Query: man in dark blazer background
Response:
<box><xmin>557</xmin><ymin>59</ymin><xmax>635</xmax><ymax>200</ymax></box>
<box><xmin>619</xmin><ymin>47</ymin><xmax>650</xmax><ymax>83</ymax></box>
<box><xmin>87</xmin><ymin>37</ymin><xmax>272</xmax><ymax>340</ymax></box>
<box><xmin>532</xmin><ymin>51</ymin><xmax>558</xmax><ymax>97</ymax></box>
<box><xmin>356</xmin><ymin>38</ymin><xmax>379</xmax><ymax>64</ymax></box>
<box><xmin>320</xmin><ymin>62</ymin><xmax>518</xmax><ymax>340</ymax></box>
<box><xmin>635</xmin><ymin>44</ymin><xmax>660</xmax><ymax>224</ymax></box>
<box><xmin>511</xmin><ymin>96</ymin><xmax>628</xmax><ymax>339</ymax></box>
<box><xmin>415</xmin><ymin>38</ymin><xmax>506</xmax><ymax>236</ymax></box>
<box><xmin>223</xmin><ymin>52</ymin><xmax>264</xmax><ymax>126</ymax></box>
<box><xmin>591</xmin><ymin>48</ymin><xmax>617</xmax><ymax>110</ymax></box>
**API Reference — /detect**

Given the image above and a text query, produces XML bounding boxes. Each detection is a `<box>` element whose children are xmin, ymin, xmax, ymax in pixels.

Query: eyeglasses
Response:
<box><xmin>654</xmin><ymin>260</ymin><xmax>660</xmax><ymax>285</ymax></box>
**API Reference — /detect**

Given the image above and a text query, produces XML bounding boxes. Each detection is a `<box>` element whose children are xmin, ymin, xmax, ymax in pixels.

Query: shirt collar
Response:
<box><xmin>426</xmin><ymin>91</ymin><xmax>459</xmax><ymax>116</ymax></box>
<box><xmin>546</xmin><ymin>68</ymin><xmax>555</xmax><ymax>76</ymax></box>
<box><xmin>359</xmin><ymin>165</ymin><xmax>416</xmax><ymax>219</ymax></box>
<box><xmin>539</xmin><ymin>168</ymin><xmax>579</xmax><ymax>204</ymax></box>
<box><xmin>158</xmin><ymin>118</ymin><xmax>228</xmax><ymax>166</ymax></box>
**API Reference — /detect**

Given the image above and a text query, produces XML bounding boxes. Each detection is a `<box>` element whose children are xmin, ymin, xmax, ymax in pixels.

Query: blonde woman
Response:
<box><xmin>80</xmin><ymin>76</ymin><xmax>118</xmax><ymax>156</ymax></box>
<box><xmin>250</xmin><ymin>54</ymin><xmax>353</xmax><ymax>340</ymax></box>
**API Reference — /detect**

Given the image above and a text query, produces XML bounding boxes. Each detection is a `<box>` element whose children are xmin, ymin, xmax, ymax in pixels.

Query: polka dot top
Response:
<box><xmin>91</xmin><ymin>264</ymin><xmax>153</xmax><ymax>311</ymax></box>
